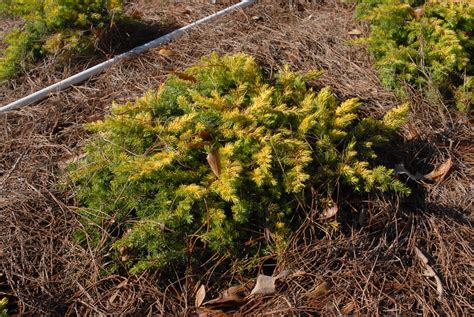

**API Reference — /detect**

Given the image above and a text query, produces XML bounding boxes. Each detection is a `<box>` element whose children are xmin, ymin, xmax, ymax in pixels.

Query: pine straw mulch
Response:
<box><xmin>0</xmin><ymin>1</ymin><xmax>472</xmax><ymax>315</ymax></box>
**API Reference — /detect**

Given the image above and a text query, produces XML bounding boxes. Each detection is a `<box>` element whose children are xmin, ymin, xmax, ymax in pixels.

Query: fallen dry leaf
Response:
<box><xmin>201</xmin><ymin>270</ymin><xmax>304</xmax><ymax>309</ymax></box>
<box><xmin>198</xmin><ymin>131</ymin><xmax>213</xmax><ymax>142</ymax></box>
<box><xmin>413</xmin><ymin>7</ymin><xmax>425</xmax><ymax>20</ymax></box>
<box><xmin>424</xmin><ymin>158</ymin><xmax>453</xmax><ymax>182</ymax></box>
<box><xmin>249</xmin><ymin>269</ymin><xmax>302</xmax><ymax>296</ymax></box>
<box><xmin>250</xmin><ymin>274</ymin><xmax>278</xmax><ymax>296</ymax></box>
<box><xmin>207</xmin><ymin>147</ymin><xmax>221</xmax><ymax>178</ymax></box>
<box><xmin>57</xmin><ymin>153</ymin><xmax>86</xmax><ymax>170</ymax></box>
<box><xmin>342</xmin><ymin>301</ymin><xmax>356</xmax><ymax>314</ymax></box>
<box><xmin>172</xmin><ymin>71</ymin><xmax>197</xmax><ymax>83</ymax></box>
<box><xmin>405</xmin><ymin>125</ymin><xmax>419</xmax><ymax>141</ymax></box>
<box><xmin>414</xmin><ymin>246</ymin><xmax>444</xmax><ymax>300</ymax></box>
<box><xmin>176</xmin><ymin>6</ymin><xmax>191</xmax><ymax>16</ymax></box>
<box><xmin>203</xmin><ymin>285</ymin><xmax>247</xmax><ymax>307</ymax></box>
<box><xmin>348</xmin><ymin>29</ymin><xmax>363</xmax><ymax>36</ymax></box>
<box><xmin>395</xmin><ymin>158</ymin><xmax>453</xmax><ymax>184</ymax></box>
<box><xmin>320</xmin><ymin>203</ymin><xmax>338</xmax><ymax>219</ymax></box>
<box><xmin>116</xmin><ymin>279</ymin><xmax>128</xmax><ymax>289</ymax></box>
<box><xmin>158</xmin><ymin>48</ymin><xmax>176</xmax><ymax>58</ymax></box>
<box><xmin>303</xmin><ymin>281</ymin><xmax>331</xmax><ymax>298</ymax></box>
<box><xmin>195</xmin><ymin>284</ymin><xmax>206</xmax><ymax>308</ymax></box>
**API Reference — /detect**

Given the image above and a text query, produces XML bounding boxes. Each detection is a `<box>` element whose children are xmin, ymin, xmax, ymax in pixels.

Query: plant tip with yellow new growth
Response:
<box><xmin>70</xmin><ymin>53</ymin><xmax>410</xmax><ymax>273</ymax></box>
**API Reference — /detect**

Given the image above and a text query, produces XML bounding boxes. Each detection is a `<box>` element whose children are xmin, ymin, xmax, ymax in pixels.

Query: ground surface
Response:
<box><xmin>0</xmin><ymin>1</ymin><xmax>472</xmax><ymax>316</ymax></box>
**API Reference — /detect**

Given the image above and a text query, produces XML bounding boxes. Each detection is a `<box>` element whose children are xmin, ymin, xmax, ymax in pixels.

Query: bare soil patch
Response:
<box><xmin>0</xmin><ymin>1</ymin><xmax>472</xmax><ymax>315</ymax></box>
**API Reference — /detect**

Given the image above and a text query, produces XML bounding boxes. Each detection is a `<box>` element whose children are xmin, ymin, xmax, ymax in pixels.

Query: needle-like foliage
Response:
<box><xmin>356</xmin><ymin>0</ymin><xmax>473</xmax><ymax>110</ymax></box>
<box><xmin>0</xmin><ymin>0</ymin><xmax>124</xmax><ymax>81</ymax></box>
<box><xmin>70</xmin><ymin>53</ymin><xmax>410</xmax><ymax>273</ymax></box>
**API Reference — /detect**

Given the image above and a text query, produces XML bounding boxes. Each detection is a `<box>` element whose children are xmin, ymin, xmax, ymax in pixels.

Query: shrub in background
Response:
<box><xmin>70</xmin><ymin>53</ymin><xmax>409</xmax><ymax>273</ymax></box>
<box><xmin>0</xmin><ymin>0</ymin><xmax>124</xmax><ymax>81</ymax></box>
<box><xmin>356</xmin><ymin>0</ymin><xmax>473</xmax><ymax>110</ymax></box>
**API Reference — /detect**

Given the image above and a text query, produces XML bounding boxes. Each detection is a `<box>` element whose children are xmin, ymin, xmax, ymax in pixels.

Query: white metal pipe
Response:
<box><xmin>0</xmin><ymin>0</ymin><xmax>256</xmax><ymax>113</ymax></box>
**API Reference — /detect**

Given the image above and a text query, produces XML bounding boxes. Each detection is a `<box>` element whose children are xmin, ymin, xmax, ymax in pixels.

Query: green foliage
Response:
<box><xmin>70</xmin><ymin>53</ymin><xmax>410</xmax><ymax>273</ymax></box>
<box><xmin>0</xmin><ymin>0</ymin><xmax>124</xmax><ymax>81</ymax></box>
<box><xmin>0</xmin><ymin>298</ymin><xmax>7</xmax><ymax>317</ymax></box>
<box><xmin>356</xmin><ymin>0</ymin><xmax>474</xmax><ymax>110</ymax></box>
<box><xmin>455</xmin><ymin>75</ymin><xmax>473</xmax><ymax>111</ymax></box>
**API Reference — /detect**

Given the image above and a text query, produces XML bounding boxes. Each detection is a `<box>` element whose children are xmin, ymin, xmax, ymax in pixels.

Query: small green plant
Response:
<box><xmin>0</xmin><ymin>0</ymin><xmax>124</xmax><ymax>81</ymax></box>
<box><xmin>0</xmin><ymin>297</ymin><xmax>8</xmax><ymax>317</ymax></box>
<box><xmin>356</xmin><ymin>0</ymin><xmax>473</xmax><ymax>110</ymax></box>
<box><xmin>70</xmin><ymin>53</ymin><xmax>409</xmax><ymax>273</ymax></box>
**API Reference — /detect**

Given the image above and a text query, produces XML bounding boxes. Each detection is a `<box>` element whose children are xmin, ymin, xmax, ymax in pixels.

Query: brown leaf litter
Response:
<box><xmin>395</xmin><ymin>157</ymin><xmax>454</xmax><ymax>184</ymax></box>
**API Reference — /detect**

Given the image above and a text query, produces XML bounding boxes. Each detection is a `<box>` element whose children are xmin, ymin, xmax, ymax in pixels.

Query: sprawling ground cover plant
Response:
<box><xmin>356</xmin><ymin>0</ymin><xmax>473</xmax><ymax>110</ymax></box>
<box><xmin>0</xmin><ymin>0</ymin><xmax>124</xmax><ymax>81</ymax></box>
<box><xmin>70</xmin><ymin>53</ymin><xmax>409</xmax><ymax>273</ymax></box>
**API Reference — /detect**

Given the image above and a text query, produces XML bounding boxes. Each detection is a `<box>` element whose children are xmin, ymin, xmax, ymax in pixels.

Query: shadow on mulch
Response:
<box><xmin>97</xmin><ymin>18</ymin><xmax>178</xmax><ymax>56</ymax></box>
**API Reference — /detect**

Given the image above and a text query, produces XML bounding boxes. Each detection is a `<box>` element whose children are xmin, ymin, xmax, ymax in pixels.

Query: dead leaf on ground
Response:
<box><xmin>207</xmin><ymin>147</ymin><xmax>221</xmax><ymax>178</ymax></box>
<box><xmin>303</xmin><ymin>280</ymin><xmax>331</xmax><ymax>298</ymax></box>
<box><xmin>395</xmin><ymin>158</ymin><xmax>453</xmax><ymax>184</ymax></box>
<box><xmin>195</xmin><ymin>284</ymin><xmax>206</xmax><ymax>308</ymax></box>
<box><xmin>320</xmin><ymin>203</ymin><xmax>338</xmax><ymax>219</ymax></box>
<box><xmin>202</xmin><ymin>285</ymin><xmax>247</xmax><ymax>307</ymax></box>
<box><xmin>200</xmin><ymin>269</ymin><xmax>304</xmax><ymax>311</ymax></box>
<box><xmin>198</xmin><ymin>131</ymin><xmax>213</xmax><ymax>142</ymax></box>
<box><xmin>158</xmin><ymin>48</ymin><xmax>176</xmax><ymax>58</ymax></box>
<box><xmin>413</xmin><ymin>7</ymin><xmax>425</xmax><ymax>20</ymax></box>
<box><xmin>405</xmin><ymin>125</ymin><xmax>419</xmax><ymax>141</ymax></box>
<box><xmin>424</xmin><ymin>158</ymin><xmax>453</xmax><ymax>182</ymax></box>
<box><xmin>249</xmin><ymin>269</ymin><xmax>304</xmax><ymax>296</ymax></box>
<box><xmin>116</xmin><ymin>279</ymin><xmax>128</xmax><ymax>289</ymax></box>
<box><xmin>348</xmin><ymin>29</ymin><xmax>363</xmax><ymax>36</ymax></box>
<box><xmin>250</xmin><ymin>274</ymin><xmax>278</xmax><ymax>296</ymax></box>
<box><xmin>342</xmin><ymin>301</ymin><xmax>356</xmax><ymax>314</ymax></box>
<box><xmin>414</xmin><ymin>246</ymin><xmax>444</xmax><ymax>300</ymax></box>
<box><xmin>57</xmin><ymin>153</ymin><xmax>86</xmax><ymax>170</ymax></box>
<box><xmin>172</xmin><ymin>71</ymin><xmax>197</xmax><ymax>83</ymax></box>
<box><xmin>176</xmin><ymin>6</ymin><xmax>191</xmax><ymax>16</ymax></box>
